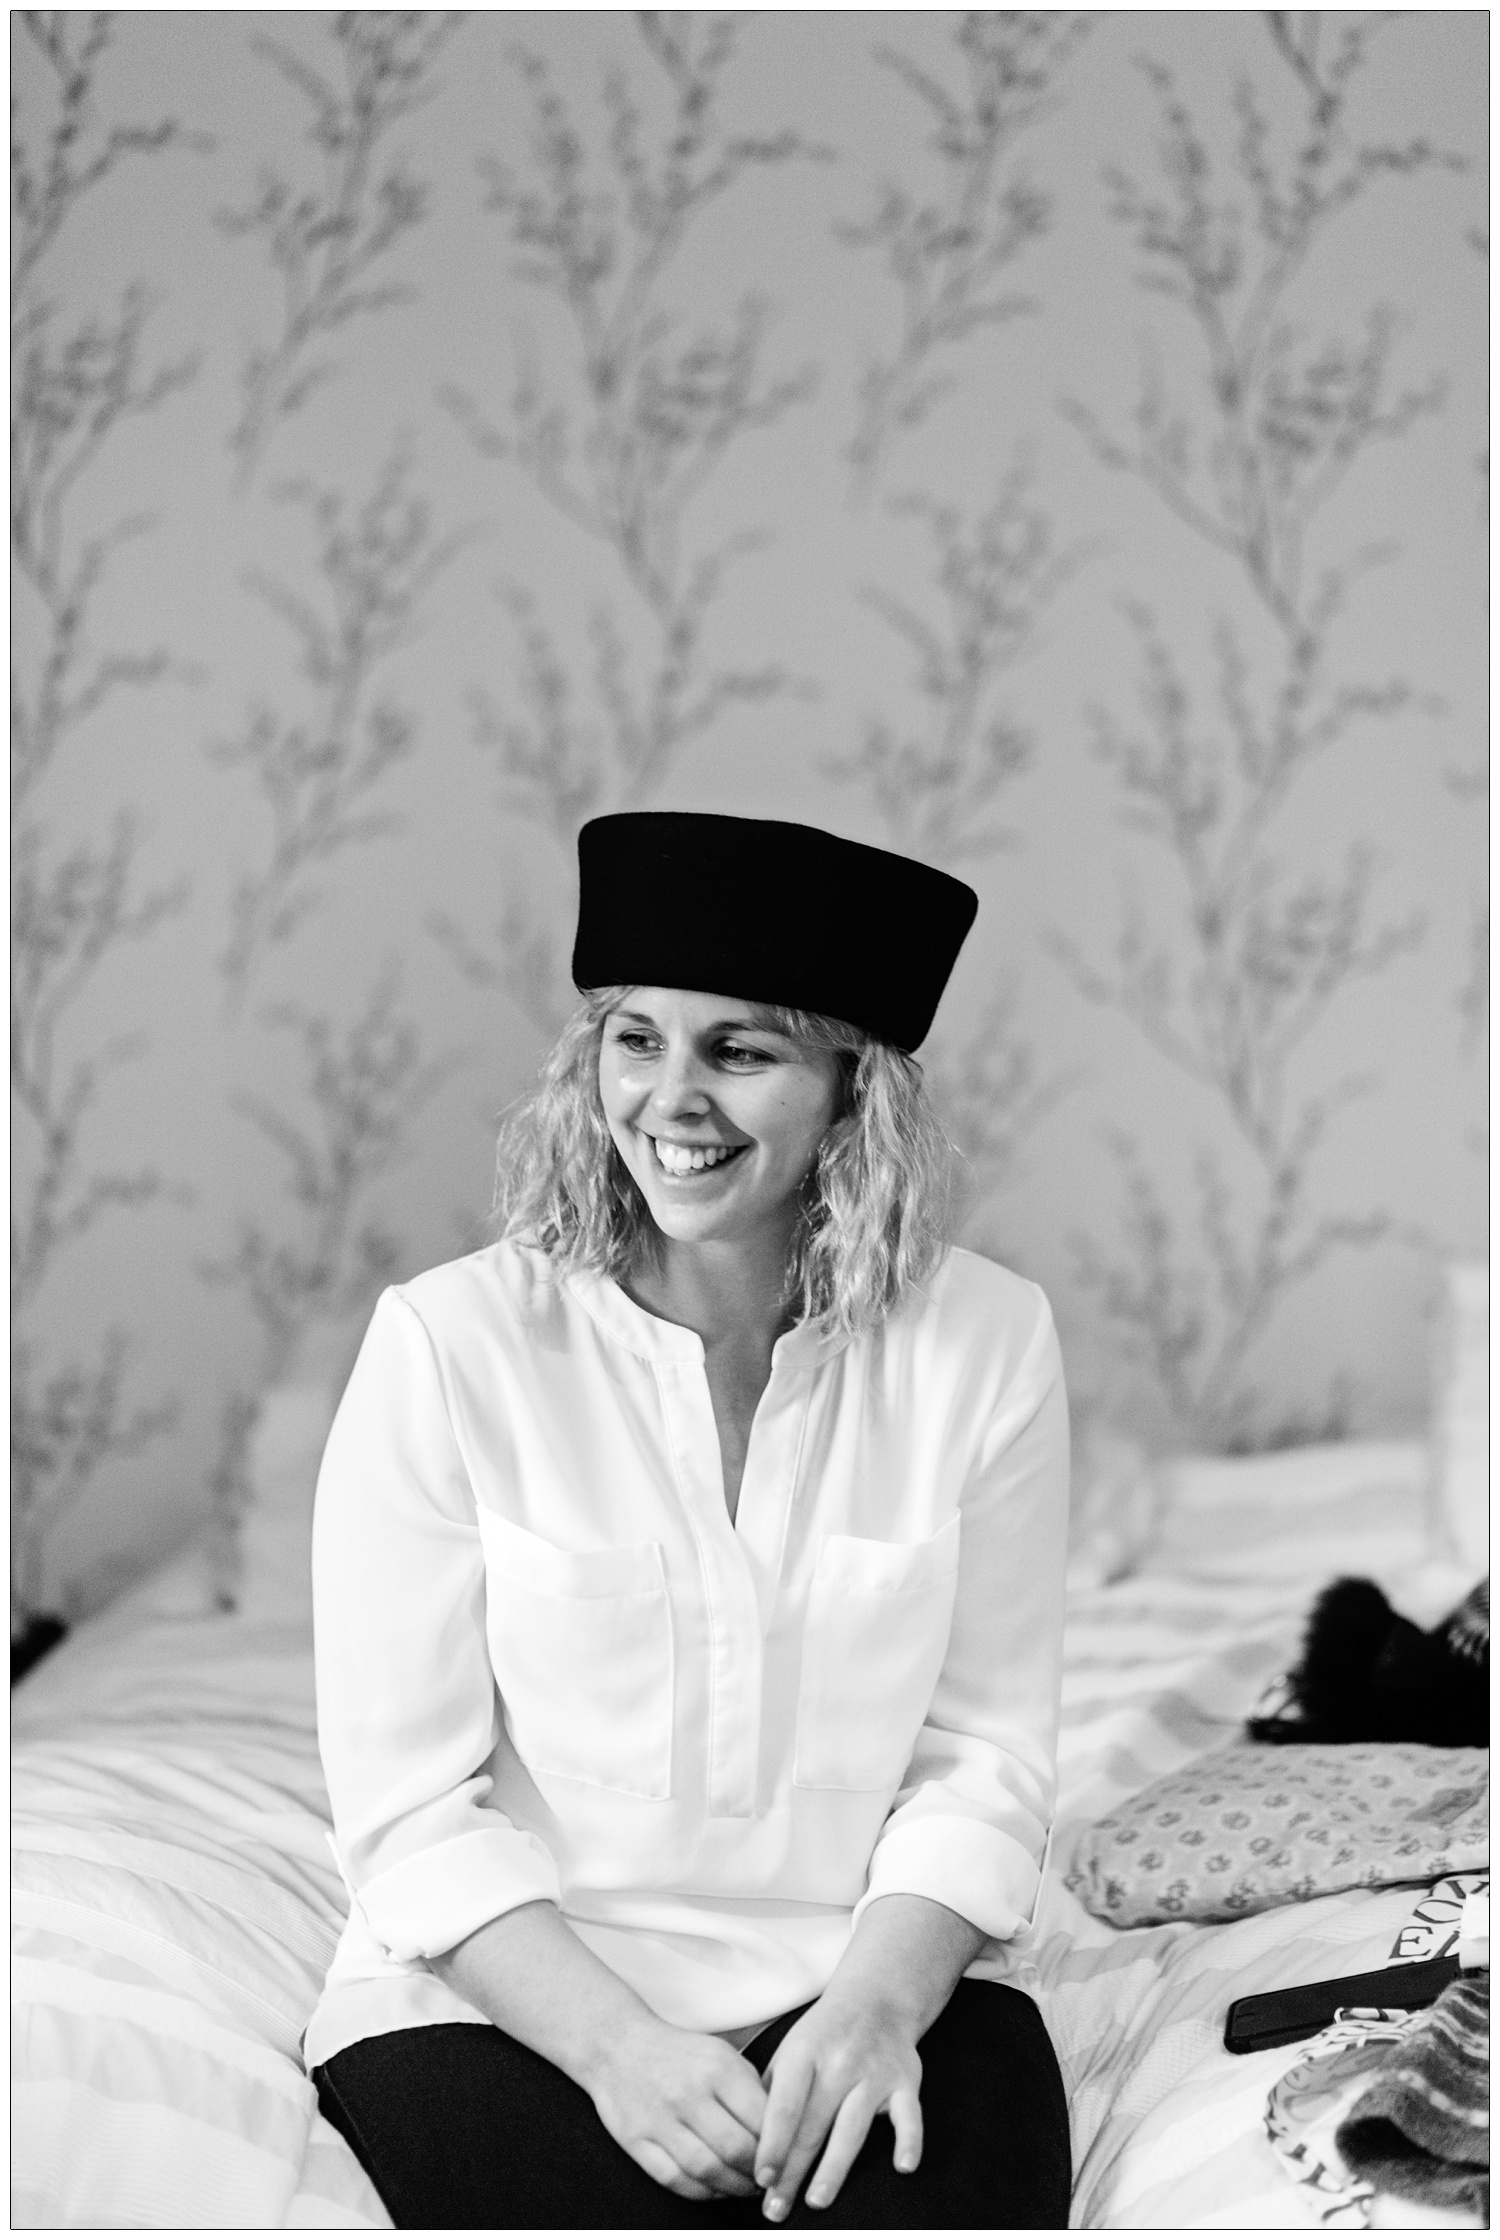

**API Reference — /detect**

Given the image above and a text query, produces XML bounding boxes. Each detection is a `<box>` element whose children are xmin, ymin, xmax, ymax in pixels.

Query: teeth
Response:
<box><xmin>653</xmin><ymin>1139</ymin><xmax>739</xmax><ymax>1174</ymax></box>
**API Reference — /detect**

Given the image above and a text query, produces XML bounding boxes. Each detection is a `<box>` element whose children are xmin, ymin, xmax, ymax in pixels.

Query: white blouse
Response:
<box><xmin>303</xmin><ymin>1240</ymin><xmax>1069</xmax><ymax>2072</ymax></box>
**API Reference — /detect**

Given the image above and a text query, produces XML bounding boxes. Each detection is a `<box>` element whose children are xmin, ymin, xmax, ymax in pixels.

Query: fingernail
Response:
<box><xmin>897</xmin><ymin>2154</ymin><xmax>917</xmax><ymax>2174</ymax></box>
<box><xmin>764</xmin><ymin>2196</ymin><xmax>788</xmax><ymax>2223</ymax></box>
<box><xmin>807</xmin><ymin>2184</ymin><xmax>829</xmax><ymax>2208</ymax></box>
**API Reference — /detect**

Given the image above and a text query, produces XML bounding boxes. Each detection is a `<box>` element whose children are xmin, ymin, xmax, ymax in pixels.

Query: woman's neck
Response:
<box><xmin>623</xmin><ymin>1227</ymin><xmax>795</xmax><ymax>1355</ymax></box>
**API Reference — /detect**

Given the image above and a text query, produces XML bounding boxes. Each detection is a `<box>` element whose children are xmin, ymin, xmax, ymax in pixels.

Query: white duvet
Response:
<box><xmin>13</xmin><ymin>1568</ymin><xmax>386</xmax><ymax>2230</ymax></box>
<box><xmin>11</xmin><ymin>1436</ymin><xmax>1474</xmax><ymax>2229</ymax></box>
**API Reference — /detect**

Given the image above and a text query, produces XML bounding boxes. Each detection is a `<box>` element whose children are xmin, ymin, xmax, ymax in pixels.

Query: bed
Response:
<box><xmin>12</xmin><ymin>1387</ymin><xmax>1484</xmax><ymax>2229</ymax></box>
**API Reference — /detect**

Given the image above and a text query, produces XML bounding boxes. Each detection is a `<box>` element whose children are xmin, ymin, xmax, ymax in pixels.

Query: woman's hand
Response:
<box><xmin>750</xmin><ymin>1893</ymin><xmax>989</xmax><ymax>2221</ymax></box>
<box><xmin>753</xmin><ymin>1987</ymin><xmax>923</xmax><ymax>2222</ymax></box>
<box><xmin>586</xmin><ymin>2012</ymin><xmax>770</xmax><ymax>2202</ymax></box>
<box><xmin>431</xmin><ymin>1900</ymin><xmax>767</xmax><ymax>2201</ymax></box>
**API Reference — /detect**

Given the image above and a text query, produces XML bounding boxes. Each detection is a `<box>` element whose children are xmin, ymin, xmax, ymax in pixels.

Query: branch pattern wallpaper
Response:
<box><xmin>10</xmin><ymin>9</ymin><xmax>1486</xmax><ymax>1624</ymax></box>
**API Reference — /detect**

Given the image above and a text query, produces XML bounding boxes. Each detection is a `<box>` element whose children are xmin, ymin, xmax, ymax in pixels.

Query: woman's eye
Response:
<box><xmin>611</xmin><ymin>1031</ymin><xmax>773</xmax><ymax>1064</ymax></box>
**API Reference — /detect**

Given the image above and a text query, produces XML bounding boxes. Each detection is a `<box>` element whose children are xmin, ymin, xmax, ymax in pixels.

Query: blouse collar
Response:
<box><xmin>564</xmin><ymin>1267</ymin><xmax>852</xmax><ymax>1373</ymax></box>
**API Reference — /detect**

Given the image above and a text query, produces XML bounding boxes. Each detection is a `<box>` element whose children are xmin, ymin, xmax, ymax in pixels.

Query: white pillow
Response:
<box><xmin>235</xmin><ymin>1378</ymin><xmax>341</xmax><ymax>1623</ymax></box>
<box><xmin>1145</xmin><ymin>1439</ymin><xmax>1430</xmax><ymax>1591</ymax></box>
<box><xmin>1067</xmin><ymin>1423</ymin><xmax>1166</xmax><ymax>1587</ymax></box>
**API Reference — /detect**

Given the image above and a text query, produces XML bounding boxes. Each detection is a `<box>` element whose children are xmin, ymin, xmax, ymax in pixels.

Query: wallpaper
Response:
<box><xmin>11</xmin><ymin>9</ymin><xmax>1487</xmax><ymax>1624</ymax></box>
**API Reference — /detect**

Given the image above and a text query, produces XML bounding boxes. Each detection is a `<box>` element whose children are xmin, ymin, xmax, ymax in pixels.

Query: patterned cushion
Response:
<box><xmin>1065</xmin><ymin>1742</ymin><xmax>1488</xmax><ymax>1928</ymax></box>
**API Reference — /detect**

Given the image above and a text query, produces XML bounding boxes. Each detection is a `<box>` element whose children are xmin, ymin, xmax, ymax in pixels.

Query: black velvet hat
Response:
<box><xmin>572</xmin><ymin>812</ymin><xmax>978</xmax><ymax>1052</ymax></box>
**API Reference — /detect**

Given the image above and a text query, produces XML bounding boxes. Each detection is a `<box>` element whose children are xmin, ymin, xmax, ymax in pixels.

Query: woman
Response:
<box><xmin>306</xmin><ymin>811</ymin><xmax>1072</xmax><ymax>2228</ymax></box>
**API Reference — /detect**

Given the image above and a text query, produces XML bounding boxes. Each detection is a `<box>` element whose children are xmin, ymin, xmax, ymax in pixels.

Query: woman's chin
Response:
<box><xmin>645</xmin><ymin>1198</ymin><xmax>747</xmax><ymax>1246</ymax></box>
<box><xmin>635</xmin><ymin>1172</ymin><xmax>771</xmax><ymax>1248</ymax></box>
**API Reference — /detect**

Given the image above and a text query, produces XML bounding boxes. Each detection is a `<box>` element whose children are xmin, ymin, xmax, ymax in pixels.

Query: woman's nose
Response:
<box><xmin>652</xmin><ymin>1046</ymin><xmax>712</xmax><ymax>1116</ymax></box>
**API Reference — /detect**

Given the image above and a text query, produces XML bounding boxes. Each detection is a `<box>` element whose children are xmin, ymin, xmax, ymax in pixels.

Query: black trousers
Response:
<box><xmin>313</xmin><ymin>1978</ymin><xmax>1072</xmax><ymax>2229</ymax></box>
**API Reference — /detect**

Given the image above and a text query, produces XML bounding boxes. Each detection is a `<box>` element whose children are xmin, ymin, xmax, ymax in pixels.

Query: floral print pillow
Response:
<box><xmin>1065</xmin><ymin>1742</ymin><xmax>1488</xmax><ymax>1929</ymax></box>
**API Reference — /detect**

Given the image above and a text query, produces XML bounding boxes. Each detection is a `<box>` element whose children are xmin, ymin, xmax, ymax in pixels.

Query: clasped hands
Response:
<box><xmin>590</xmin><ymin>1986</ymin><xmax>923</xmax><ymax>2220</ymax></box>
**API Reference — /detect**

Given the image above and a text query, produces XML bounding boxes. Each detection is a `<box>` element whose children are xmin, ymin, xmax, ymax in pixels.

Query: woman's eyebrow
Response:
<box><xmin>612</xmin><ymin>1006</ymin><xmax>789</xmax><ymax>1040</ymax></box>
<box><xmin>713</xmin><ymin>1015</ymin><xmax>789</xmax><ymax>1038</ymax></box>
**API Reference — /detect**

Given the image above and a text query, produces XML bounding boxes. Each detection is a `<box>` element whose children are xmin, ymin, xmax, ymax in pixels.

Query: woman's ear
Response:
<box><xmin>813</xmin><ymin>1111</ymin><xmax>858</xmax><ymax>1171</ymax></box>
<box><xmin>833</xmin><ymin>1048</ymin><xmax>862</xmax><ymax>1122</ymax></box>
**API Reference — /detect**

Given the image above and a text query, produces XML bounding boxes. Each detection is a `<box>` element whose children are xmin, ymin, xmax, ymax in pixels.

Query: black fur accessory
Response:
<box><xmin>1249</xmin><ymin>1577</ymin><xmax>1488</xmax><ymax>1749</ymax></box>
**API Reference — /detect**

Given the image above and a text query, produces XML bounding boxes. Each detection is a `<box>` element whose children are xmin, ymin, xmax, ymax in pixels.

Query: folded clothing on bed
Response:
<box><xmin>1335</xmin><ymin>1969</ymin><xmax>1489</xmax><ymax>2220</ymax></box>
<box><xmin>1065</xmin><ymin>1741</ymin><xmax>1488</xmax><ymax>1928</ymax></box>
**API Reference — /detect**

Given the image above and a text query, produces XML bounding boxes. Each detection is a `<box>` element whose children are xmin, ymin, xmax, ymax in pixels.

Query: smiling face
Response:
<box><xmin>597</xmin><ymin>988</ymin><xmax>841</xmax><ymax>1258</ymax></box>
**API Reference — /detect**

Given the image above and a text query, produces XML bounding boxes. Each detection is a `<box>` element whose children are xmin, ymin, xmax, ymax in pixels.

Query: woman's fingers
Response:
<box><xmin>637</xmin><ymin>2126</ymin><xmax>759</xmax><ymax>2203</ymax></box>
<box><xmin>754</xmin><ymin>2005</ymin><xmax>926</xmax><ymax>2218</ymax></box>
<box><xmin>754</xmin><ymin>2040</ymin><xmax>817</xmax><ymax>2193</ymax></box>
<box><xmin>656</xmin><ymin>2058</ymin><xmax>763</xmax><ymax>2198</ymax></box>
<box><xmin>888</xmin><ymin>2080</ymin><xmax>923</xmax><ymax>2176</ymax></box>
<box><xmin>761</xmin><ymin>2075</ymin><xmax>849</xmax><ymax>2220</ymax></box>
<box><xmin>691</xmin><ymin>2050</ymin><xmax>765</xmax><ymax>2181</ymax></box>
<box><xmin>632</xmin><ymin>2137</ymin><xmax>717</xmax><ymax>2201</ymax></box>
<box><xmin>670</xmin><ymin>2132</ymin><xmax>760</xmax><ymax>2198</ymax></box>
<box><xmin>712</xmin><ymin>2050</ymin><xmax>772</xmax><ymax>2145</ymax></box>
<box><xmin>766</xmin><ymin>2077</ymin><xmax>922</xmax><ymax>2217</ymax></box>
<box><xmin>699</xmin><ymin>2103</ymin><xmax>762</xmax><ymax>2172</ymax></box>
<box><xmin>803</xmin><ymin>2084</ymin><xmax>876</xmax><ymax>2209</ymax></box>
<box><xmin>593</xmin><ymin>2028</ymin><xmax>772</xmax><ymax>2202</ymax></box>
<box><xmin>672</xmin><ymin>2109</ymin><xmax>762</xmax><ymax>2194</ymax></box>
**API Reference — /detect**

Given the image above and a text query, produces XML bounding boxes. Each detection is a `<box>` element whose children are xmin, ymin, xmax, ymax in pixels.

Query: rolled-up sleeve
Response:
<box><xmin>852</xmin><ymin>1289</ymin><xmax>1068</xmax><ymax>1941</ymax></box>
<box><xmin>312</xmin><ymin>1287</ymin><xmax>562</xmax><ymax>1961</ymax></box>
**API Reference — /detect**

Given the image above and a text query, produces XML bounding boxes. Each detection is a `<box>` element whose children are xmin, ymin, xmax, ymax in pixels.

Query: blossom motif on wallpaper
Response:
<box><xmin>1056</xmin><ymin>15</ymin><xmax>1458</xmax><ymax>1448</ymax></box>
<box><xmin>929</xmin><ymin>981</ymin><xmax>1081</xmax><ymax>1253</ymax></box>
<box><xmin>213</xmin><ymin>445</ymin><xmax>480</xmax><ymax>1015</ymax></box>
<box><xmin>1448</xmin><ymin>754</ymin><xmax>1486</xmax><ymax>1166</ymax></box>
<box><xmin>438</xmin><ymin>12</ymin><xmax>823</xmax><ymax>1030</ymax></box>
<box><xmin>222</xmin><ymin>11</ymin><xmax>461</xmax><ymax>490</ymax></box>
<box><xmin>7</xmin><ymin>13</ymin><xmax>1484</xmax><ymax>1624</ymax></box>
<box><xmin>833</xmin><ymin>10</ymin><xmax>1090</xmax><ymax>1229</ymax></box>
<box><xmin>826</xmin><ymin>461</ymin><xmax>1082</xmax><ymax>863</ymax></box>
<box><xmin>823</xmin><ymin>462</ymin><xmax>1085</xmax><ymax>1220</ymax></box>
<box><xmin>11</xmin><ymin>11</ymin><xmax>210</xmax><ymax>297</ymax></box>
<box><xmin>209</xmin><ymin>18</ymin><xmax>478</xmax><ymax>1595</ymax></box>
<box><xmin>1465</xmin><ymin>227</ymin><xmax>1488</xmax><ymax>496</ymax></box>
<box><xmin>426</xmin><ymin>587</ymin><xmax>603</xmax><ymax>1036</ymax></box>
<box><xmin>1444</xmin><ymin>215</ymin><xmax>1487</xmax><ymax>1089</ymax></box>
<box><xmin>12</xmin><ymin>290</ymin><xmax>198</xmax><ymax>805</ymax></box>
<box><xmin>202</xmin><ymin>972</ymin><xmax>463</xmax><ymax>1603</ymax></box>
<box><xmin>209</xmin><ymin>428</ymin><xmax>474</xmax><ymax>1588</ymax></box>
<box><xmin>1445</xmin><ymin>645</ymin><xmax>1487</xmax><ymax>1072</ymax></box>
<box><xmin>841</xmin><ymin>9</ymin><xmax>1087</xmax><ymax>500</ymax></box>
<box><xmin>11</xmin><ymin>14</ymin><xmax>204</xmax><ymax>1629</ymax></box>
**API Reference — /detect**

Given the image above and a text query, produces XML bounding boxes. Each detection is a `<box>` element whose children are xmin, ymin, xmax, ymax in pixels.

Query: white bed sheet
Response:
<box><xmin>1039</xmin><ymin>1439</ymin><xmax>1480</xmax><ymax>2227</ymax></box>
<box><xmin>12</xmin><ymin>1552</ymin><xmax>387</xmax><ymax>2230</ymax></box>
<box><xmin>11</xmin><ymin>1435</ymin><xmax>1475</xmax><ymax>2229</ymax></box>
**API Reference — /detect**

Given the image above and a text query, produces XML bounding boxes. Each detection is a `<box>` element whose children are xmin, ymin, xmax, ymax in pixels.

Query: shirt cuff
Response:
<box><xmin>354</xmin><ymin>1826</ymin><xmax>563</xmax><ymax>1962</ymax></box>
<box><xmin>852</xmin><ymin>1815</ymin><xmax>1042</xmax><ymax>1942</ymax></box>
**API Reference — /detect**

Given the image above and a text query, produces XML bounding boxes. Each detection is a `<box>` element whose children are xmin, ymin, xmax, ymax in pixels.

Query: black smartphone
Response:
<box><xmin>1223</xmin><ymin>1954</ymin><xmax>1461</xmax><ymax>2054</ymax></box>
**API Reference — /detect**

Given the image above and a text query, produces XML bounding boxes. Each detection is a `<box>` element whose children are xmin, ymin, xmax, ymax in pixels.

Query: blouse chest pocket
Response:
<box><xmin>793</xmin><ymin>1516</ymin><xmax>962</xmax><ymax>1793</ymax></box>
<box><xmin>475</xmin><ymin>1509</ymin><xmax>674</xmax><ymax>1800</ymax></box>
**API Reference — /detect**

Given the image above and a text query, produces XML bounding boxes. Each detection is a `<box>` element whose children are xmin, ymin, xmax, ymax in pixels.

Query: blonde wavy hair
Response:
<box><xmin>492</xmin><ymin>986</ymin><xmax>954</xmax><ymax>1338</ymax></box>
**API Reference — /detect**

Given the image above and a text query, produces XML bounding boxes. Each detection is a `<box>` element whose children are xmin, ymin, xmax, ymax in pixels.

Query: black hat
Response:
<box><xmin>572</xmin><ymin>812</ymin><xmax>977</xmax><ymax>1051</ymax></box>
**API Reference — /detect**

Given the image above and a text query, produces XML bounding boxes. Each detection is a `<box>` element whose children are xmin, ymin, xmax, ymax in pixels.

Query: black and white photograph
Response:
<box><xmin>11</xmin><ymin>6</ymin><xmax>1489</xmax><ymax>2229</ymax></box>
